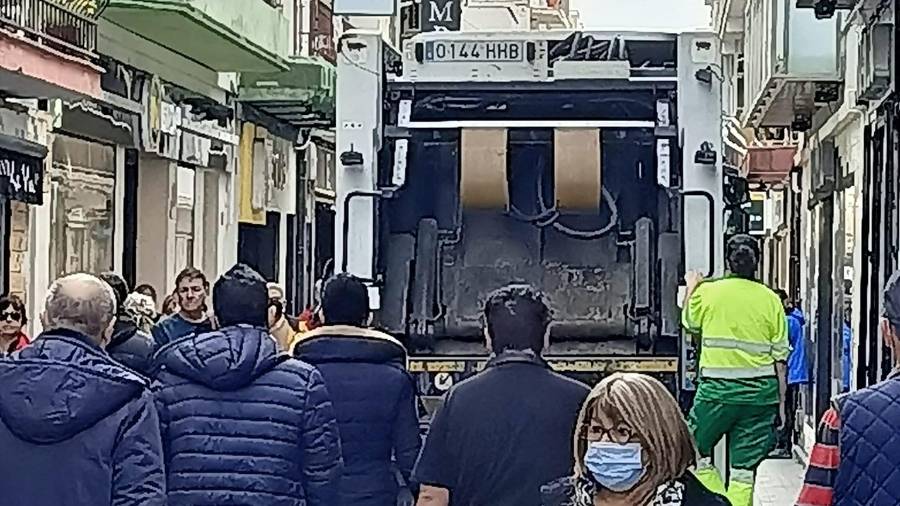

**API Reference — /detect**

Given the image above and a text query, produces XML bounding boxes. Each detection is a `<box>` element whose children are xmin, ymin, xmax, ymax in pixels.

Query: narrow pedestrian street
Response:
<box><xmin>755</xmin><ymin>459</ymin><xmax>806</xmax><ymax>506</ymax></box>
<box><xmin>1</xmin><ymin>0</ymin><xmax>897</xmax><ymax>504</ymax></box>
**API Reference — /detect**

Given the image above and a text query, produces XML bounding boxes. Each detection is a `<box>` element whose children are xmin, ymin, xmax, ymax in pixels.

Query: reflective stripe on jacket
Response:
<box><xmin>682</xmin><ymin>277</ymin><xmax>789</xmax><ymax>379</ymax></box>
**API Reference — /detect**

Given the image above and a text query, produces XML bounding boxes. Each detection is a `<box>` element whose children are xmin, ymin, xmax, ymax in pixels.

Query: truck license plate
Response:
<box><xmin>424</xmin><ymin>40</ymin><xmax>523</xmax><ymax>62</ymax></box>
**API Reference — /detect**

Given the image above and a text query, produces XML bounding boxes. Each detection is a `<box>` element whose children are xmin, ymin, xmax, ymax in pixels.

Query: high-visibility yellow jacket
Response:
<box><xmin>682</xmin><ymin>276</ymin><xmax>789</xmax><ymax>379</ymax></box>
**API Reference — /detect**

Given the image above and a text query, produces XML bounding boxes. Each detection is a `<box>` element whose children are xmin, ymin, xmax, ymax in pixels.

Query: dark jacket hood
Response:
<box><xmin>107</xmin><ymin>318</ymin><xmax>157</xmax><ymax>377</ymax></box>
<box><xmin>110</xmin><ymin>317</ymin><xmax>139</xmax><ymax>348</ymax></box>
<box><xmin>0</xmin><ymin>329</ymin><xmax>147</xmax><ymax>444</ymax></box>
<box><xmin>788</xmin><ymin>308</ymin><xmax>806</xmax><ymax>326</ymax></box>
<box><xmin>292</xmin><ymin>325</ymin><xmax>406</xmax><ymax>366</ymax></box>
<box><xmin>155</xmin><ymin>324</ymin><xmax>282</xmax><ymax>390</ymax></box>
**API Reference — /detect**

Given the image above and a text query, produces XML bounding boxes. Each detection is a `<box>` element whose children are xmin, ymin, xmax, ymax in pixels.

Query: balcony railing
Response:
<box><xmin>0</xmin><ymin>0</ymin><xmax>98</xmax><ymax>60</ymax></box>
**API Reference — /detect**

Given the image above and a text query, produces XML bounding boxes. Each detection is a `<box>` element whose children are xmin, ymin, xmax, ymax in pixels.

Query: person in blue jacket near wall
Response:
<box><xmin>294</xmin><ymin>273</ymin><xmax>421</xmax><ymax>506</ymax></box>
<box><xmin>773</xmin><ymin>289</ymin><xmax>809</xmax><ymax>458</ymax></box>
<box><xmin>842</xmin><ymin>301</ymin><xmax>853</xmax><ymax>393</ymax></box>
<box><xmin>151</xmin><ymin>267</ymin><xmax>213</xmax><ymax>346</ymax></box>
<box><xmin>153</xmin><ymin>264</ymin><xmax>343</xmax><ymax>506</ymax></box>
<box><xmin>0</xmin><ymin>273</ymin><xmax>166</xmax><ymax>505</ymax></box>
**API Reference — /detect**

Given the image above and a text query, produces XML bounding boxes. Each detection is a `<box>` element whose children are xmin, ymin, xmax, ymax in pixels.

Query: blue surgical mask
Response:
<box><xmin>584</xmin><ymin>441</ymin><xmax>645</xmax><ymax>492</ymax></box>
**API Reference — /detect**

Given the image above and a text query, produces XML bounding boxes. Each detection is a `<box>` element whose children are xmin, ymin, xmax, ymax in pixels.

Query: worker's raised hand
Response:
<box><xmin>684</xmin><ymin>271</ymin><xmax>705</xmax><ymax>288</ymax></box>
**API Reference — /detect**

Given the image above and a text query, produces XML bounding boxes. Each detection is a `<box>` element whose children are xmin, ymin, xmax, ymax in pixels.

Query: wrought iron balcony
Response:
<box><xmin>0</xmin><ymin>0</ymin><xmax>98</xmax><ymax>60</ymax></box>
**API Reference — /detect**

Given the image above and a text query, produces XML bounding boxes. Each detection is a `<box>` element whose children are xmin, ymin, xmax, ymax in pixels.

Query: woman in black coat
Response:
<box><xmin>541</xmin><ymin>373</ymin><xmax>729</xmax><ymax>506</ymax></box>
<box><xmin>98</xmin><ymin>273</ymin><xmax>157</xmax><ymax>376</ymax></box>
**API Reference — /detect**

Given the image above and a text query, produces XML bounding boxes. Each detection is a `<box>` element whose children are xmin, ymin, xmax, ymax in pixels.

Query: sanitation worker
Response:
<box><xmin>681</xmin><ymin>234</ymin><xmax>789</xmax><ymax>506</ymax></box>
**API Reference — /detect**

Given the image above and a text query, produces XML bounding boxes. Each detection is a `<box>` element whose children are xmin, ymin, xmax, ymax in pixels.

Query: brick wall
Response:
<box><xmin>8</xmin><ymin>201</ymin><xmax>29</xmax><ymax>300</ymax></box>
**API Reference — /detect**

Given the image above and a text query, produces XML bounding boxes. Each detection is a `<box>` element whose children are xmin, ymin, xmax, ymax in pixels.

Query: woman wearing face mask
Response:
<box><xmin>542</xmin><ymin>373</ymin><xmax>728</xmax><ymax>506</ymax></box>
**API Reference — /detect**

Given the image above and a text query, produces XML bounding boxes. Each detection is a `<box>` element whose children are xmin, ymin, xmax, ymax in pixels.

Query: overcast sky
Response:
<box><xmin>569</xmin><ymin>0</ymin><xmax>712</xmax><ymax>31</ymax></box>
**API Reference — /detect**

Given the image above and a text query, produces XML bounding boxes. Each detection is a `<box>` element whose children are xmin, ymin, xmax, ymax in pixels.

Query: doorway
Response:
<box><xmin>238</xmin><ymin>211</ymin><xmax>281</xmax><ymax>281</ymax></box>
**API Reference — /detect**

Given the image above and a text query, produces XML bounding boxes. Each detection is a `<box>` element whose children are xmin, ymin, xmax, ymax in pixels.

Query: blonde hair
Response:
<box><xmin>573</xmin><ymin>373</ymin><xmax>696</xmax><ymax>487</ymax></box>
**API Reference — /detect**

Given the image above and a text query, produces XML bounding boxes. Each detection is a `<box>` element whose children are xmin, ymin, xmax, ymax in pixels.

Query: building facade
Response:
<box><xmin>709</xmin><ymin>0</ymin><xmax>898</xmax><ymax>454</ymax></box>
<box><xmin>1</xmin><ymin>0</ymin><xmax>336</xmax><ymax>333</ymax></box>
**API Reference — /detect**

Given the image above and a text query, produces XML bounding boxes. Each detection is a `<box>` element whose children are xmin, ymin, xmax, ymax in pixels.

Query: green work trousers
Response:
<box><xmin>688</xmin><ymin>399</ymin><xmax>778</xmax><ymax>506</ymax></box>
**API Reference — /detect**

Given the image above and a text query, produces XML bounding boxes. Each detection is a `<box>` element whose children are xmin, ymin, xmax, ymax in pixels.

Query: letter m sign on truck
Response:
<box><xmin>421</xmin><ymin>0</ymin><xmax>462</xmax><ymax>32</ymax></box>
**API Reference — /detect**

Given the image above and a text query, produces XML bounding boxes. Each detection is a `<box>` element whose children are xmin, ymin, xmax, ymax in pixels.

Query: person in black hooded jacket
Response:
<box><xmin>293</xmin><ymin>273</ymin><xmax>421</xmax><ymax>506</ymax></box>
<box><xmin>99</xmin><ymin>272</ymin><xmax>157</xmax><ymax>376</ymax></box>
<box><xmin>153</xmin><ymin>263</ymin><xmax>343</xmax><ymax>506</ymax></box>
<box><xmin>0</xmin><ymin>273</ymin><xmax>166</xmax><ymax>505</ymax></box>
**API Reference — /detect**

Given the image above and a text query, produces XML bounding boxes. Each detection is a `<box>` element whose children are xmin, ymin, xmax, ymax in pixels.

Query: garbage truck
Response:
<box><xmin>334</xmin><ymin>29</ymin><xmax>726</xmax><ymax>421</ymax></box>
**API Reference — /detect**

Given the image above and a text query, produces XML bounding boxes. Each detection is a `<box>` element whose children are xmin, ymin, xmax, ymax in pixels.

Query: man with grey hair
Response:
<box><xmin>0</xmin><ymin>273</ymin><xmax>166</xmax><ymax>505</ymax></box>
<box><xmin>796</xmin><ymin>271</ymin><xmax>900</xmax><ymax>505</ymax></box>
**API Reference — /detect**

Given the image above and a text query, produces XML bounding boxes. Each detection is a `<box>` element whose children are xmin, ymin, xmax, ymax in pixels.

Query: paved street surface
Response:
<box><xmin>754</xmin><ymin>458</ymin><xmax>806</xmax><ymax>506</ymax></box>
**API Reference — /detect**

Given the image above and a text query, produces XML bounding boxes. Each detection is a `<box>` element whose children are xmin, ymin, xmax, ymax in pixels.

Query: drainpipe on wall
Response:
<box><xmin>290</xmin><ymin>132</ymin><xmax>314</xmax><ymax>312</ymax></box>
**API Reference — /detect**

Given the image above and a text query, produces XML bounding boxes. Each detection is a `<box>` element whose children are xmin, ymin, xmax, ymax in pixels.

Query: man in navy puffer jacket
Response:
<box><xmin>294</xmin><ymin>273</ymin><xmax>421</xmax><ymax>506</ymax></box>
<box><xmin>153</xmin><ymin>263</ymin><xmax>343</xmax><ymax>506</ymax></box>
<box><xmin>0</xmin><ymin>273</ymin><xmax>166</xmax><ymax>505</ymax></box>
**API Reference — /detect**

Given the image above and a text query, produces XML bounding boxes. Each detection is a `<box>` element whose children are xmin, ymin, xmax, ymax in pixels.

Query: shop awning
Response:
<box><xmin>239</xmin><ymin>57</ymin><xmax>335</xmax><ymax>128</ymax></box>
<box><xmin>0</xmin><ymin>136</ymin><xmax>46</xmax><ymax>204</ymax></box>
<box><xmin>743</xmin><ymin>146</ymin><xmax>796</xmax><ymax>184</ymax></box>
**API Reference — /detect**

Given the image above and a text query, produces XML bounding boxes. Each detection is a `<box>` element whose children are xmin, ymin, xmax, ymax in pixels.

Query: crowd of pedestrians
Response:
<box><xmin>0</xmin><ymin>243</ymin><xmax>899</xmax><ymax>506</ymax></box>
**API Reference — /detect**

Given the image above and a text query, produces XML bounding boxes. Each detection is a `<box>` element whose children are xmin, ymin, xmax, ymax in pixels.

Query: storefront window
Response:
<box><xmin>50</xmin><ymin>136</ymin><xmax>115</xmax><ymax>280</ymax></box>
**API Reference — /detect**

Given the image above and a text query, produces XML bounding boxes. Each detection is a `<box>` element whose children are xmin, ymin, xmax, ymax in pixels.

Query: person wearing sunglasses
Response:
<box><xmin>0</xmin><ymin>295</ymin><xmax>29</xmax><ymax>356</ymax></box>
<box><xmin>542</xmin><ymin>373</ymin><xmax>728</xmax><ymax>506</ymax></box>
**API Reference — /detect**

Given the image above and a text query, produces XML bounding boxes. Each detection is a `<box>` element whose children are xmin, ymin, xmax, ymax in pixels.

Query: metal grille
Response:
<box><xmin>0</xmin><ymin>0</ymin><xmax>98</xmax><ymax>59</ymax></box>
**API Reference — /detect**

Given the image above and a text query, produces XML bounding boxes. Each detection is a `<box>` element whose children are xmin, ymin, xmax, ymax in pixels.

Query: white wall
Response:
<box><xmin>342</xmin><ymin>15</ymin><xmax>398</xmax><ymax>46</ymax></box>
<box><xmin>461</xmin><ymin>4</ymin><xmax>531</xmax><ymax>30</ymax></box>
<box><xmin>571</xmin><ymin>0</ymin><xmax>711</xmax><ymax>30</ymax></box>
<box><xmin>27</xmin><ymin>161</ymin><xmax>52</xmax><ymax>337</ymax></box>
<box><xmin>136</xmin><ymin>156</ymin><xmax>176</xmax><ymax>295</ymax></box>
<box><xmin>218</xmin><ymin>162</ymin><xmax>239</xmax><ymax>273</ymax></box>
<box><xmin>113</xmin><ymin>145</ymin><xmax>126</xmax><ymax>274</ymax></box>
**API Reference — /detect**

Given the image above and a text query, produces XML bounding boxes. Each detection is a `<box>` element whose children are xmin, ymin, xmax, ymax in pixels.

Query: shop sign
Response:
<box><xmin>421</xmin><ymin>0</ymin><xmax>461</xmax><ymax>32</ymax></box>
<box><xmin>160</xmin><ymin>102</ymin><xmax>180</xmax><ymax>135</ymax></box>
<box><xmin>141</xmin><ymin>75</ymin><xmax>181</xmax><ymax>159</ymax></box>
<box><xmin>239</xmin><ymin>122</ymin><xmax>266</xmax><ymax>225</ymax></box>
<box><xmin>271</xmin><ymin>136</ymin><xmax>289</xmax><ymax>192</ymax></box>
<box><xmin>311</xmin><ymin>0</ymin><xmax>337</xmax><ymax>63</ymax></box>
<box><xmin>181</xmin><ymin>115</ymin><xmax>238</xmax><ymax>145</ymax></box>
<box><xmin>0</xmin><ymin>148</ymin><xmax>44</xmax><ymax>205</ymax></box>
<box><xmin>180</xmin><ymin>132</ymin><xmax>212</xmax><ymax>167</ymax></box>
<box><xmin>747</xmin><ymin>193</ymin><xmax>765</xmax><ymax>236</ymax></box>
<box><xmin>142</xmin><ymin>75</ymin><xmax>163</xmax><ymax>153</ymax></box>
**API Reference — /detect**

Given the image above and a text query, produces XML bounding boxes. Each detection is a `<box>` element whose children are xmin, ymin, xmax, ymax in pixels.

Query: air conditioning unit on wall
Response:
<box><xmin>858</xmin><ymin>5</ymin><xmax>893</xmax><ymax>102</ymax></box>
